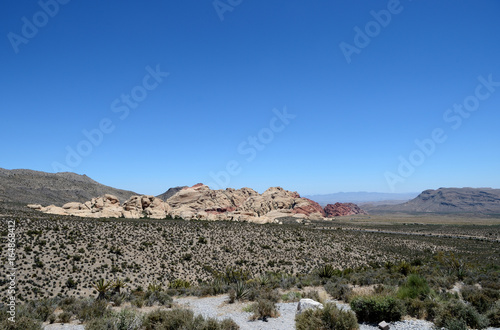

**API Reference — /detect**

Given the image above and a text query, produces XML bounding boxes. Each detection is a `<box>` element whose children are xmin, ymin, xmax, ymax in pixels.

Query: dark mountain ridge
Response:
<box><xmin>0</xmin><ymin>168</ymin><xmax>138</xmax><ymax>206</ymax></box>
<box><xmin>369</xmin><ymin>187</ymin><xmax>500</xmax><ymax>214</ymax></box>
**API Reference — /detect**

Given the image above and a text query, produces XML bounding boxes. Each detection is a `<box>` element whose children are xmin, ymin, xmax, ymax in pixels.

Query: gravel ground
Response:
<box><xmin>42</xmin><ymin>296</ymin><xmax>500</xmax><ymax>330</ymax></box>
<box><xmin>175</xmin><ymin>295</ymin><xmax>440</xmax><ymax>330</ymax></box>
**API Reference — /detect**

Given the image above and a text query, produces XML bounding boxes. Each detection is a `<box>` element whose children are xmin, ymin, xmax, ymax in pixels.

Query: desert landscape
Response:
<box><xmin>1</xmin><ymin>169</ymin><xmax>500</xmax><ymax>329</ymax></box>
<box><xmin>3</xmin><ymin>2</ymin><xmax>500</xmax><ymax>329</ymax></box>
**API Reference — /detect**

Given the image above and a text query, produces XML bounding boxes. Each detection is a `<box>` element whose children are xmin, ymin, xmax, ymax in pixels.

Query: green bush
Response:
<box><xmin>397</xmin><ymin>274</ymin><xmax>430</xmax><ymax>300</ymax></box>
<box><xmin>295</xmin><ymin>303</ymin><xmax>358</xmax><ymax>330</ymax></box>
<box><xmin>350</xmin><ymin>295</ymin><xmax>404</xmax><ymax>323</ymax></box>
<box><xmin>434</xmin><ymin>300</ymin><xmax>489</xmax><ymax>330</ymax></box>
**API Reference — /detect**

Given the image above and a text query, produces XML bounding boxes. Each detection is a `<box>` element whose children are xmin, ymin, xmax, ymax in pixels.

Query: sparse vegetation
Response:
<box><xmin>0</xmin><ymin>203</ymin><xmax>499</xmax><ymax>328</ymax></box>
<box><xmin>295</xmin><ymin>303</ymin><xmax>359</xmax><ymax>330</ymax></box>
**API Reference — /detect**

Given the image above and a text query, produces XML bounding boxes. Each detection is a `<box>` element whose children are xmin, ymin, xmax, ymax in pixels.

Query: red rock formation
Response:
<box><xmin>324</xmin><ymin>202</ymin><xmax>367</xmax><ymax>217</ymax></box>
<box><xmin>293</xmin><ymin>198</ymin><xmax>326</xmax><ymax>217</ymax></box>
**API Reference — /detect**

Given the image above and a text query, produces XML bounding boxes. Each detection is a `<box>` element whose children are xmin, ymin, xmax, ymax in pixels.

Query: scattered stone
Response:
<box><xmin>296</xmin><ymin>298</ymin><xmax>323</xmax><ymax>314</ymax></box>
<box><xmin>379</xmin><ymin>320</ymin><xmax>390</xmax><ymax>330</ymax></box>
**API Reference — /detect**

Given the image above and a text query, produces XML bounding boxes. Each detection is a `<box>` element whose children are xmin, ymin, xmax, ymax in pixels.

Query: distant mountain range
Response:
<box><xmin>0</xmin><ymin>168</ymin><xmax>138</xmax><ymax>206</ymax></box>
<box><xmin>305</xmin><ymin>191</ymin><xmax>419</xmax><ymax>206</ymax></box>
<box><xmin>2</xmin><ymin>168</ymin><xmax>500</xmax><ymax>215</ymax></box>
<box><xmin>368</xmin><ymin>187</ymin><xmax>500</xmax><ymax>214</ymax></box>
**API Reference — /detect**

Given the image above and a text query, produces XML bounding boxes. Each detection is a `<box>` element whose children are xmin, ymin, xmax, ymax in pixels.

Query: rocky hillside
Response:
<box><xmin>156</xmin><ymin>186</ymin><xmax>187</xmax><ymax>201</ymax></box>
<box><xmin>371</xmin><ymin>187</ymin><xmax>500</xmax><ymax>214</ymax></box>
<box><xmin>30</xmin><ymin>183</ymin><xmax>329</xmax><ymax>223</ymax></box>
<box><xmin>0</xmin><ymin>168</ymin><xmax>138</xmax><ymax>206</ymax></box>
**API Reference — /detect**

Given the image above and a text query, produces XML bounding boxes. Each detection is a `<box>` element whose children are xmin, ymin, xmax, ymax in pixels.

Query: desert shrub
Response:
<box><xmin>461</xmin><ymin>285</ymin><xmax>496</xmax><ymax>313</ymax></box>
<box><xmin>350</xmin><ymin>295</ymin><xmax>404</xmax><ymax>323</ymax></box>
<box><xmin>62</xmin><ymin>298</ymin><xmax>109</xmax><ymax>321</ymax></box>
<box><xmin>142</xmin><ymin>308</ymin><xmax>239</xmax><ymax>330</ymax></box>
<box><xmin>486</xmin><ymin>300</ymin><xmax>500</xmax><ymax>327</ymax></box>
<box><xmin>215</xmin><ymin>266</ymin><xmax>251</xmax><ymax>284</ymax></box>
<box><xmin>440</xmin><ymin>318</ymin><xmax>468</xmax><ymax>330</ymax></box>
<box><xmin>249</xmin><ymin>299</ymin><xmax>279</xmax><ymax>321</ymax></box>
<box><xmin>143</xmin><ymin>309</ymin><xmax>191</xmax><ymax>330</ymax></box>
<box><xmin>144</xmin><ymin>291</ymin><xmax>172</xmax><ymax>307</ymax></box>
<box><xmin>295</xmin><ymin>303</ymin><xmax>358</xmax><ymax>330</ymax></box>
<box><xmin>228</xmin><ymin>288</ymin><xmax>236</xmax><ymax>304</ymax></box>
<box><xmin>281</xmin><ymin>291</ymin><xmax>302</xmax><ymax>302</ymax></box>
<box><xmin>87</xmin><ymin>309</ymin><xmax>143</xmax><ymax>330</ymax></box>
<box><xmin>58</xmin><ymin>311</ymin><xmax>72</xmax><ymax>323</ymax></box>
<box><xmin>403</xmin><ymin>298</ymin><xmax>438</xmax><ymax>320</ymax></box>
<box><xmin>48</xmin><ymin>313</ymin><xmax>57</xmax><ymax>324</ymax></box>
<box><xmin>434</xmin><ymin>300</ymin><xmax>489</xmax><ymax>329</ymax></box>
<box><xmin>258</xmin><ymin>287</ymin><xmax>280</xmax><ymax>303</ymax></box>
<box><xmin>395</xmin><ymin>261</ymin><xmax>412</xmax><ymax>276</ymax></box>
<box><xmin>207</xmin><ymin>278</ymin><xmax>226</xmax><ymax>296</ymax></box>
<box><xmin>397</xmin><ymin>274</ymin><xmax>430</xmax><ymax>300</ymax></box>
<box><xmin>325</xmin><ymin>281</ymin><xmax>353</xmax><ymax>302</ymax></box>
<box><xmin>219</xmin><ymin>318</ymin><xmax>240</xmax><ymax>329</ymax></box>
<box><xmin>131</xmin><ymin>298</ymin><xmax>144</xmax><ymax>308</ymax></box>
<box><xmin>18</xmin><ymin>299</ymin><xmax>56</xmax><ymax>322</ymax></box>
<box><xmin>0</xmin><ymin>316</ymin><xmax>43</xmax><ymax>330</ymax></box>
<box><xmin>109</xmin><ymin>293</ymin><xmax>125</xmax><ymax>307</ymax></box>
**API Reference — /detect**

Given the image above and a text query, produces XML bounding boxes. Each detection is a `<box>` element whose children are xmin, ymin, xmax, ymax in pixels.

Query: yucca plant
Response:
<box><xmin>317</xmin><ymin>264</ymin><xmax>337</xmax><ymax>278</ymax></box>
<box><xmin>169</xmin><ymin>279</ymin><xmax>191</xmax><ymax>289</ymax></box>
<box><xmin>112</xmin><ymin>278</ymin><xmax>127</xmax><ymax>294</ymax></box>
<box><xmin>147</xmin><ymin>280</ymin><xmax>163</xmax><ymax>292</ymax></box>
<box><xmin>234</xmin><ymin>280</ymin><xmax>250</xmax><ymax>301</ymax></box>
<box><xmin>257</xmin><ymin>275</ymin><xmax>270</xmax><ymax>286</ymax></box>
<box><xmin>92</xmin><ymin>279</ymin><xmax>111</xmax><ymax>300</ymax></box>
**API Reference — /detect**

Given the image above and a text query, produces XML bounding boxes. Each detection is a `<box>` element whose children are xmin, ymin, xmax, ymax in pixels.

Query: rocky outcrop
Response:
<box><xmin>29</xmin><ymin>194</ymin><xmax>171</xmax><ymax>219</ymax></box>
<box><xmin>324</xmin><ymin>202</ymin><xmax>367</xmax><ymax>217</ymax></box>
<box><xmin>30</xmin><ymin>184</ymin><xmax>330</xmax><ymax>223</ymax></box>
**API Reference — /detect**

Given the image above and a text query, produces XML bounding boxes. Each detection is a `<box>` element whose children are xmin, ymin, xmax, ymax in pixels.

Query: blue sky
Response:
<box><xmin>1</xmin><ymin>0</ymin><xmax>500</xmax><ymax>195</ymax></box>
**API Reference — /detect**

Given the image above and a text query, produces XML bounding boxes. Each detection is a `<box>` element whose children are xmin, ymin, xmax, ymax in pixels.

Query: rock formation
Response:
<box><xmin>324</xmin><ymin>202</ymin><xmax>367</xmax><ymax>217</ymax></box>
<box><xmin>29</xmin><ymin>183</ymin><xmax>329</xmax><ymax>223</ymax></box>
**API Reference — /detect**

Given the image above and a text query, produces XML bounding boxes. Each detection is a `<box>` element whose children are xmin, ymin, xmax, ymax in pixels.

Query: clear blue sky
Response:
<box><xmin>1</xmin><ymin>0</ymin><xmax>500</xmax><ymax>195</ymax></box>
